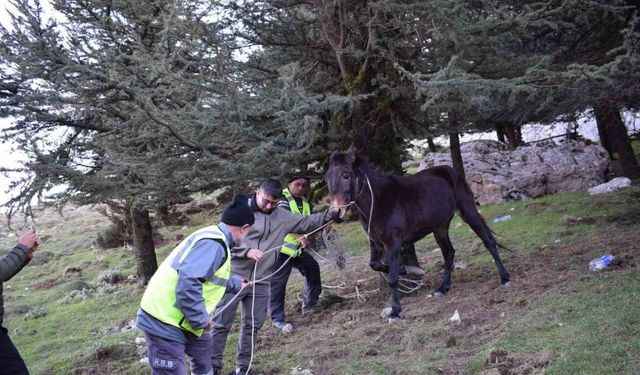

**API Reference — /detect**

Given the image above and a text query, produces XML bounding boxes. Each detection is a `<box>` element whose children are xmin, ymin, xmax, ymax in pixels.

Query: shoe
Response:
<box><xmin>231</xmin><ymin>367</ymin><xmax>253</xmax><ymax>375</ymax></box>
<box><xmin>272</xmin><ymin>321</ymin><xmax>294</xmax><ymax>333</ymax></box>
<box><xmin>301</xmin><ymin>303</ymin><xmax>322</xmax><ymax>315</ymax></box>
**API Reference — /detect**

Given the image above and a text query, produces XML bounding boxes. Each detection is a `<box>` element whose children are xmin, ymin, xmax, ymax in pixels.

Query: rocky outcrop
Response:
<box><xmin>418</xmin><ymin>139</ymin><xmax>610</xmax><ymax>205</ymax></box>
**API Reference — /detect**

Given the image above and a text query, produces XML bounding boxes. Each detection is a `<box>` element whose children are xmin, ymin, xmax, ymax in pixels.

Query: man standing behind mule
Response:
<box><xmin>136</xmin><ymin>195</ymin><xmax>254</xmax><ymax>375</ymax></box>
<box><xmin>210</xmin><ymin>179</ymin><xmax>341</xmax><ymax>375</ymax></box>
<box><xmin>1</xmin><ymin>228</ymin><xmax>40</xmax><ymax>375</ymax></box>
<box><xmin>269</xmin><ymin>175</ymin><xmax>323</xmax><ymax>333</ymax></box>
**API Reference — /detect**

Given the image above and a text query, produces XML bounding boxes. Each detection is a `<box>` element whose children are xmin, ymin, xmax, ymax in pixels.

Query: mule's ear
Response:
<box><xmin>329</xmin><ymin>149</ymin><xmax>340</xmax><ymax>166</ymax></box>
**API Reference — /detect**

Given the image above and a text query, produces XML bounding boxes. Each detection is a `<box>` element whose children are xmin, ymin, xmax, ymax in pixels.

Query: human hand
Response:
<box><xmin>241</xmin><ymin>279</ymin><xmax>253</xmax><ymax>289</ymax></box>
<box><xmin>299</xmin><ymin>236</ymin><xmax>311</xmax><ymax>248</ymax></box>
<box><xmin>19</xmin><ymin>228</ymin><xmax>40</xmax><ymax>256</ymax></box>
<box><xmin>246</xmin><ymin>248</ymin><xmax>263</xmax><ymax>261</ymax></box>
<box><xmin>203</xmin><ymin>321</ymin><xmax>212</xmax><ymax>333</ymax></box>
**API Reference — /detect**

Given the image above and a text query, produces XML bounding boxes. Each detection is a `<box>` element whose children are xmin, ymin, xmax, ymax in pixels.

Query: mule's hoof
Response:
<box><xmin>501</xmin><ymin>281</ymin><xmax>512</xmax><ymax>288</ymax></box>
<box><xmin>431</xmin><ymin>291</ymin><xmax>445</xmax><ymax>298</ymax></box>
<box><xmin>388</xmin><ymin>317</ymin><xmax>399</xmax><ymax>324</ymax></box>
<box><xmin>380</xmin><ymin>307</ymin><xmax>393</xmax><ymax>318</ymax></box>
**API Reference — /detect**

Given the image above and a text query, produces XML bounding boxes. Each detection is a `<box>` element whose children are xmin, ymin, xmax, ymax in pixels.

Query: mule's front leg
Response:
<box><xmin>385</xmin><ymin>242</ymin><xmax>402</xmax><ymax>323</ymax></box>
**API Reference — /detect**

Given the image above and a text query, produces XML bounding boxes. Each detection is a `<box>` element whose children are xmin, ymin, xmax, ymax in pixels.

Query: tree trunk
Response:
<box><xmin>566</xmin><ymin>122</ymin><xmax>579</xmax><ymax>140</ymax></box>
<box><xmin>352</xmin><ymin>100</ymin><xmax>403</xmax><ymax>173</ymax></box>
<box><xmin>448</xmin><ymin>114</ymin><xmax>466</xmax><ymax>180</ymax></box>
<box><xmin>495</xmin><ymin>123</ymin><xmax>506</xmax><ymax>144</ymax></box>
<box><xmin>350</xmin><ymin>99</ymin><xmax>421</xmax><ymax>272</ymax></box>
<box><xmin>503</xmin><ymin>123</ymin><xmax>523</xmax><ymax>150</ymax></box>
<box><xmin>595</xmin><ymin>115</ymin><xmax>615</xmax><ymax>159</ymax></box>
<box><xmin>427</xmin><ymin>137</ymin><xmax>437</xmax><ymax>152</ymax></box>
<box><xmin>593</xmin><ymin>104</ymin><xmax>639</xmax><ymax>178</ymax></box>
<box><xmin>131</xmin><ymin>204</ymin><xmax>158</xmax><ymax>284</ymax></box>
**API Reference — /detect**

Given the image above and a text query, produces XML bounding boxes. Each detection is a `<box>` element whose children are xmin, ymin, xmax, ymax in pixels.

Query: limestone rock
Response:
<box><xmin>419</xmin><ymin>139</ymin><xmax>609</xmax><ymax>205</ymax></box>
<box><xmin>587</xmin><ymin>177</ymin><xmax>631</xmax><ymax>195</ymax></box>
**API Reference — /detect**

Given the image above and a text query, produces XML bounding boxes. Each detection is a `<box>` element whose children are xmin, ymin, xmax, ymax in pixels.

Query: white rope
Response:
<box><xmin>212</xmin><ymin>217</ymin><xmax>339</xmax><ymax>375</ymax></box>
<box><xmin>305</xmin><ymin>246</ymin><xmax>332</xmax><ymax>264</ymax></box>
<box><xmin>321</xmin><ymin>282</ymin><xmax>347</xmax><ymax>289</ymax></box>
<box><xmin>365</xmin><ymin>175</ymin><xmax>374</xmax><ymax>241</ymax></box>
<box><xmin>210</xmin><ymin>244</ymin><xmax>297</xmax><ymax>321</ymax></box>
<box><xmin>217</xmin><ymin>183</ymin><xmax>420</xmax><ymax>373</ymax></box>
<box><xmin>354</xmin><ymin>285</ymin><xmax>366</xmax><ymax>303</ymax></box>
<box><xmin>361</xmin><ymin>175</ymin><xmax>425</xmax><ymax>296</ymax></box>
<box><xmin>352</xmin><ymin>174</ymin><xmax>374</xmax><ymax>242</ymax></box>
<box><xmin>245</xmin><ymin>265</ymin><xmax>257</xmax><ymax>375</ymax></box>
<box><xmin>398</xmin><ymin>278</ymin><xmax>424</xmax><ymax>294</ymax></box>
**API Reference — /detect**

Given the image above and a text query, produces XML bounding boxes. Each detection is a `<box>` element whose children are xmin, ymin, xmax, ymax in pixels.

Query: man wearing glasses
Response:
<box><xmin>210</xmin><ymin>179</ymin><xmax>341</xmax><ymax>375</ymax></box>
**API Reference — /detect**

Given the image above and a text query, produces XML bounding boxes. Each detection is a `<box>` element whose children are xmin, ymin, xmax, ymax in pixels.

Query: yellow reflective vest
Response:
<box><xmin>140</xmin><ymin>225</ymin><xmax>230</xmax><ymax>336</ymax></box>
<box><xmin>280</xmin><ymin>188</ymin><xmax>311</xmax><ymax>258</ymax></box>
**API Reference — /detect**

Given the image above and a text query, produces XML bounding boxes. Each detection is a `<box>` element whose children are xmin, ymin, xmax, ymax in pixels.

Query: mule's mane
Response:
<box><xmin>330</xmin><ymin>150</ymin><xmax>392</xmax><ymax>176</ymax></box>
<box><xmin>353</xmin><ymin>154</ymin><xmax>393</xmax><ymax>178</ymax></box>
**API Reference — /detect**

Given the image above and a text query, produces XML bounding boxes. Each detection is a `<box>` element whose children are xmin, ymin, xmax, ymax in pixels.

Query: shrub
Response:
<box><xmin>96</xmin><ymin>221</ymin><xmax>130</xmax><ymax>249</ymax></box>
<box><xmin>24</xmin><ymin>307</ymin><xmax>48</xmax><ymax>320</ymax></box>
<box><xmin>96</xmin><ymin>270</ymin><xmax>125</xmax><ymax>284</ymax></box>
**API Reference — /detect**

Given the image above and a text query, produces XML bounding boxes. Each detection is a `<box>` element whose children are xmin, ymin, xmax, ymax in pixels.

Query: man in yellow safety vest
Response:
<box><xmin>136</xmin><ymin>195</ymin><xmax>254</xmax><ymax>375</ymax></box>
<box><xmin>269</xmin><ymin>176</ymin><xmax>323</xmax><ymax>333</ymax></box>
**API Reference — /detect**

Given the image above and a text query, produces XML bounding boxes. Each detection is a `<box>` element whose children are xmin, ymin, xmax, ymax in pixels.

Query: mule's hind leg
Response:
<box><xmin>384</xmin><ymin>239</ymin><xmax>403</xmax><ymax>321</ymax></box>
<box><xmin>455</xmin><ymin>174</ymin><xmax>510</xmax><ymax>285</ymax></box>
<box><xmin>368</xmin><ymin>240</ymin><xmax>389</xmax><ymax>273</ymax></box>
<box><xmin>465</xmin><ymin>216</ymin><xmax>510</xmax><ymax>285</ymax></box>
<box><xmin>433</xmin><ymin>227</ymin><xmax>456</xmax><ymax>296</ymax></box>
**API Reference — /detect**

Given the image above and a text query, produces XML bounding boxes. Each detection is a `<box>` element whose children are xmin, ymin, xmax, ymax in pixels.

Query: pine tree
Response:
<box><xmin>0</xmin><ymin>0</ymin><xmax>301</xmax><ymax>282</ymax></box>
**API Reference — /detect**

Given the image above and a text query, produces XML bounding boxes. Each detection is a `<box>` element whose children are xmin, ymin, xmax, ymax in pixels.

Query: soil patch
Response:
<box><xmin>253</xmin><ymin>224</ymin><xmax>640</xmax><ymax>375</ymax></box>
<box><xmin>34</xmin><ymin>277</ymin><xmax>61</xmax><ymax>290</ymax></box>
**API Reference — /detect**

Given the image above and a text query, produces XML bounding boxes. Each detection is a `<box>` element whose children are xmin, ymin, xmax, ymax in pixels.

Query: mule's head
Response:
<box><xmin>325</xmin><ymin>147</ymin><xmax>358</xmax><ymax>221</ymax></box>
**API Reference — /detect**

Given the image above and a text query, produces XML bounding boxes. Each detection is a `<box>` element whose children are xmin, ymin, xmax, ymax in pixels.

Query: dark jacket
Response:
<box><xmin>0</xmin><ymin>244</ymin><xmax>31</xmax><ymax>325</ymax></box>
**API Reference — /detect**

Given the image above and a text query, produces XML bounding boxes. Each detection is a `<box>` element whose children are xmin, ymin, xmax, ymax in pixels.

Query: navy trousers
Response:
<box><xmin>144</xmin><ymin>331</ymin><xmax>213</xmax><ymax>375</ymax></box>
<box><xmin>269</xmin><ymin>251</ymin><xmax>321</xmax><ymax>322</ymax></box>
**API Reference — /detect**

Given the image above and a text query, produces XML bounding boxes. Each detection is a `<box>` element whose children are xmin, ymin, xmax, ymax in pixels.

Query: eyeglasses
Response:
<box><xmin>259</xmin><ymin>192</ymin><xmax>279</xmax><ymax>207</ymax></box>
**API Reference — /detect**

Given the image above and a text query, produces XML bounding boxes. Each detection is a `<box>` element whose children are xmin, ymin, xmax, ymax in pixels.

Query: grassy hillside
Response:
<box><xmin>1</xmin><ymin>185</ymin><xmax>639</xmax><ymax>374</ymax></box>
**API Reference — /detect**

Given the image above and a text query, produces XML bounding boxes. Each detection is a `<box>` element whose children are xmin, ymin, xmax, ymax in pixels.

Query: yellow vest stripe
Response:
<box><xmin>280</xmin><ymin>188</ymin><xmax>311</xmax><ymax>257</ymax></box>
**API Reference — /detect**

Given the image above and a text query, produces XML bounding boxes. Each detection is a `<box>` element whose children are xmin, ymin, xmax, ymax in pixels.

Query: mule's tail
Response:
<box><xmin>452</xmin><ymin>170</ymin><xmax>511</xmax><ymax>252</ymax></box>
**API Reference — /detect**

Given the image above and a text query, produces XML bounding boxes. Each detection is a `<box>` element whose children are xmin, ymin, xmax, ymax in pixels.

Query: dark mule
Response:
<box><xmin>325</xmin><ymin>148</ymin><xmax>510</xmax><ymax>321</ymax></box>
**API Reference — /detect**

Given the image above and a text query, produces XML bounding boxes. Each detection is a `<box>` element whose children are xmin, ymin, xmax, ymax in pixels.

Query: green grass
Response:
<box><xmin>468</xmin><ymin>271</ymin><xmax>640</xmax><ymax>375</ymax></box>
<box><xmin>1</xmin><ymin>185</ymin><xmax>639</xmax><ymax>374</ymax></box>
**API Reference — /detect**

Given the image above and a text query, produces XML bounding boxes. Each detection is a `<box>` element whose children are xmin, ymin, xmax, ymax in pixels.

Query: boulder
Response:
<box><xmin>587</xmin><ymin>177</ymin><xmax>631</xmax><ymax>195</ymax></box>
<box><xmin>419</xmin><ymin>139</ymin><xmax>609</xmax><ymax>205</ymax></box>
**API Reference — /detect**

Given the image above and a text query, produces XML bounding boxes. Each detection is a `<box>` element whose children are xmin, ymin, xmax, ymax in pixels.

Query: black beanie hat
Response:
<box><xmin>221</xmin><ymin>194</ymin><xmax>255</xmax><ymax>226</ymax></box>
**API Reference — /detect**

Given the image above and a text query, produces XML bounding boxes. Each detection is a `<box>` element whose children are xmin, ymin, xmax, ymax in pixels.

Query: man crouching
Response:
<box><xmin>136</xmin><ymin>195</ymin><xmax>254</xmax><ymax>375</ymax></box>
